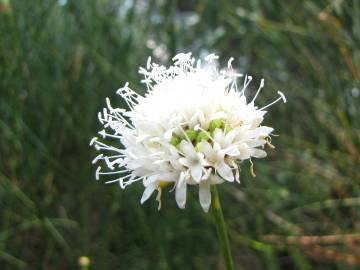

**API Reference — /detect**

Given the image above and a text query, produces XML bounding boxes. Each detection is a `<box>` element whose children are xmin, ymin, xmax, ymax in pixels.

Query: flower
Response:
<box><xmin>90</xmin><ymin>52</ymin><xmax>286</xmax><ymax>212</ymax></box>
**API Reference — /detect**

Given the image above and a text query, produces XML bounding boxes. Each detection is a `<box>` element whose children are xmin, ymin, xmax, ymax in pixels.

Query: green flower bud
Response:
<box><xmin>184</xmin><ymin>130</ymin><xmax>197</xmax><ymax>141</ymax></box>
<box><xmin>196</xmin><ymin>131</ymin><xmax>210</xmax><ymax>143</ymax></box>
<box><xmin>195</xmin><ymin>142</ymin><xmax>202</xmax><ymax>152</ymax></box>
<box><xmin>209</xmin><ymin>119</ymin><xmax>225</xmax><ymax>132</ymax></box>
<box><xmin>170</xmin><ymin>136</ymin><xmax>181</xmax><ymax>147</ymax></box>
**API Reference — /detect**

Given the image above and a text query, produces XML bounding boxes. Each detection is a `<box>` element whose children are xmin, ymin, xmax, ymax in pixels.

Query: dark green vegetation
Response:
<box><xmin>1</xmin><ymin>0</ymin><xmax>359</xmax><ymax>269</ymax></box>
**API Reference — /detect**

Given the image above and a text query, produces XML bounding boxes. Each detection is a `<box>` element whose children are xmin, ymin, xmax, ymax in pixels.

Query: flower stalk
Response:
<box><xmin>211</xmin><ymin>185</ymin><xmax>238</xmax><ymax>270</ymax></box>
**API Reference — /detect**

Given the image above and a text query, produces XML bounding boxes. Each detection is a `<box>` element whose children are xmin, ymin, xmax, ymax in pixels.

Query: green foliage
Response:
<box><xmin>0</xmin><ymin>0</ymin><xmax>359</xmax><ymax>269</ymax></box>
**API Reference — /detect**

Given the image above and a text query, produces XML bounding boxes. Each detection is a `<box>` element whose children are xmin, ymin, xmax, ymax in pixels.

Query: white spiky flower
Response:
<box><xmin>90</xmin><ymin>53</ymin><xmax>286</xmax><ymax>212</ymax></box>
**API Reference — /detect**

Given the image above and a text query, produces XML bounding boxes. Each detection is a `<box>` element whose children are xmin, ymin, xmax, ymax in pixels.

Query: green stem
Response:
<box><xmin>211</xmin><ymin>185</ymin><xmax>237</xmax><ymax>270</ymax></box>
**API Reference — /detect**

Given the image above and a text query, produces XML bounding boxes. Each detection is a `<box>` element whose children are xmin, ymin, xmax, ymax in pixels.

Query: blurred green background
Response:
<box><xmin>1</xmin><ymin>0</ymin><xmax>359</xmax><ymax>269</ymax></box>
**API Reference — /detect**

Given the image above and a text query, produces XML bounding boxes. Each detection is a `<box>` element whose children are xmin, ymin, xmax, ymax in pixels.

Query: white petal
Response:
<box><xmin>250</xmin><ymin>117</ymin><xmax>264</xmax><ymax>128</ymax></box>
<box><xmin>152</xmin><ymin>159</ymin><xmax>167</xmax><ymax>165</ymax></box>
<box><xmin>163</xmin><ymin>129</ymin><xmax>174</xmax><ymax>140</ymax></box>
<box><xmin>217</xmin><ymin>161</ymin><xmax>234</xmax><ymax>182</ymax></box>
<box><xmin>169</xmin><ymin>145</ymin><xmax>179</xmax><ymax>155</ymax></box>
<box><xmin>191</xmin><ymin>162</ymin><xmax>203</xmax><ymax>183</ymax></box>
<box><xmin>213</xmin><ymin>129</ymin><xmax>224</xmax><ymax>144</ymax></box>
<box><xmin>212</xmin><ymin>78</ymin><xmax>232</xmax><ymax>90</ymax></box>
<box><xmin>213</xmin><ymin>141</ymin><xmax>222</xmax><ymax>152</ymax></box>
<box><xmin>169</xmin><ymin>156</ymin><xmax>183</xmax><ymax>171</ymax></box>
<box><xmin>198</xmin><ymin>141</ymin><xmax>214</xmax><ymax>159</ymax></box>
<box><xmin>254</xmin><ymin>126</ymin><xmax>274</xmax><ymax>137</ymax></box>
<box><xmin>210</xmin><ymin>174</ymin><xmax>224</xmax><ymax>184</ymax></box>
<box><xmin>179</xmin><ymin>157</ymin><xmax>192</xmax><ymax>168</ymax></box>
<box><xmin>136</xmin><ymin>134</ymin><xmax>151</xmax><ymax>143</ymax></box>
<box><xmin>225</xmin><ymin>129</ymin><xmax>238</xmax><ymax>145</ymax></box>
<box><xmin>202</xmin><ymin>168</ymin><xmax>212</xmax><ymax>180</ymax></box>
<box><xmin>199</xmin><ymin>182</ymin><xmax>211</xmax><ymax>212</ymax></box>
<box><xmin>197</xmin><ymin>111</ymin><xmax>206</xmax><ymax>128</ymax></box>
<box><xmin>179</xmin><ymin>140</ymin><xmax>197</xmax><ymax>159</ymax></box>
<box><xmin>178</xmin><ymin>171</ymin><xmax>187</xmax><ymax>187</ymax></box>
<box><xmin>189</xmin><ymin>110</ymin><xmax>204</xmax><ymax>128</ymax></box>
<box><xmin>251</xmin><ymin>149</ymin><xmax>267</xmax><ymax>158</ymax></box>
<box><xmin>144</xmin><ymin>174</ymin><xmax>160</xmax><ymax>186</ymax></box>
<box><xmin>247</xmin><ymin>139</ymin><xmax>266</xmax><ymax>148</ymax></box>
<box><xmin>140</xmin><ymin>184</ymin><xmax>157</xmax><ymax>204</ymax></box>
<box><xmin>175</xmin><ymin>181</ymin><xmax>187</xmax><ymax>209</ymax></box>
<box><xmin>238</xmin><ymin>143</ymin><xmax>251</xmax><ymax>160</ymax></box>
<box><xmin>223</xmin><ymin>146</ymin><xmax>240</xmax><ymax>157</ymax></box>
<box><xmin>210</xmin><ymin>111</ymin><xmax>228</xmax><ymax>120</ymax></box>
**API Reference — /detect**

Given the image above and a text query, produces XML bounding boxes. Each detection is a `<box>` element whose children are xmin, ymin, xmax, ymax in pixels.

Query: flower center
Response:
<box><xmin>170</xmin><ymin>119</ymin><xmax>227</xmax><ymax>149</ymax></box>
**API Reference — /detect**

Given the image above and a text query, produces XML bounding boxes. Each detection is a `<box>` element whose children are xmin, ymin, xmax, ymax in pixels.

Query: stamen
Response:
<box><xmin>147</xmin><ymin>56</ymin><xmax>152</xmax><ymax>69</ymax></box>
<box><xmin>104</xmin><ymin>157</ymin><xmax>124</xmax><ymax>169</ymax></box>
<box><xmin>240</xmin><ymin>75</ymin><xmax>252</xmax><ymax>95</ymax></box>
<box><xmin>93</xmin><ymin>141</ymin><xmax>123</xmax><ymax>154</ymax></box>
<box><xmin>104</xmin><ymin>179</ymin><xmax>122</xmax><ymax>184</ymax></box>
<box><xmin>266</xmin><ymin>137</ymin><xmax>275</xmax><ymax>149</ymax></box>
<box><xmin>92</xmin><ymin>154</ymin><xmax>104</xmax><ymax>164</ymax></box>
<box><xmin>104</xmin><ymin>174</ymin><xmax>133</xmax><ymax>187</ymax></box>
<box><xmin>89</xmin><ymin>137</ymin><xmax>98</xmax><ymax>146</ymax></box>
<box><xmin>120</xmin><ymin>175</ymin><xmax>145</xmax><ymax>188</ymax></box>
<box><xmin>98</xmin><ymin>112</ymin><xmax>104</xmax><ymax>124</ymax></box>
<box><xmin>277</xmin><ymin>91</ymin><xmax>287</xmax><ymax>103</ymax></box>
<box><xmin>98</xmin><ymin>130</ymin><xmax>122</xmax><ymax>139</ymax></box>
<box><xmin>260</xmin><ymin>91</ymin><xmax>287</xmax><ymax>110</ymax></box>
<box><xmin>229</xmin><ymin>160</ymin><xmax>240</xmax><ymax>183</ymax></box>
<box><xmin>105</xmin><ymin>97</ymin><xmax>113</xmax><ymax>110</ymax></box>
<box><xmin>156</xmin><ymin>187</ymin><xmax>162</xmax><ymax>210</ymax></box>
<box><xmin>99</xmin><ymin>169</ymin><xmax>129</xmax><ymax>175</ymax></box>
<box><xmin>99</xmin><ymin>104</ymin><xmax>134</xmax><ymax>130</ymax></box>
<box><xmin>96</xmin><ymin>166</ymin><xmax>101</xmax><ymax>180</ymax></box>
<box><xmin>251</xmin><ymin>78</ymin><xmax>264</xmax><ymax>103</ymax></box>
<box><xmin>227</xmin><ymin>57</ymin><xmax>234</xmax><ymax>69</ymax></box>
<box><xmin>249</xmin><ymin>159</ymin><xmax>256</xmax><ymax>177</ymax></box>
<box><xmin>205</xmin><ymin>53</ymin><xmax>219</xmax><ymax>63</ymax></box>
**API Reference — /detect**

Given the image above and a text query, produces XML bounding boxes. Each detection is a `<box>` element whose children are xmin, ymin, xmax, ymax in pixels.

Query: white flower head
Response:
<box><xmin>90</xmin><ymin>53</ymin><xmax>286</xmax><ymax>212</ymax></box>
